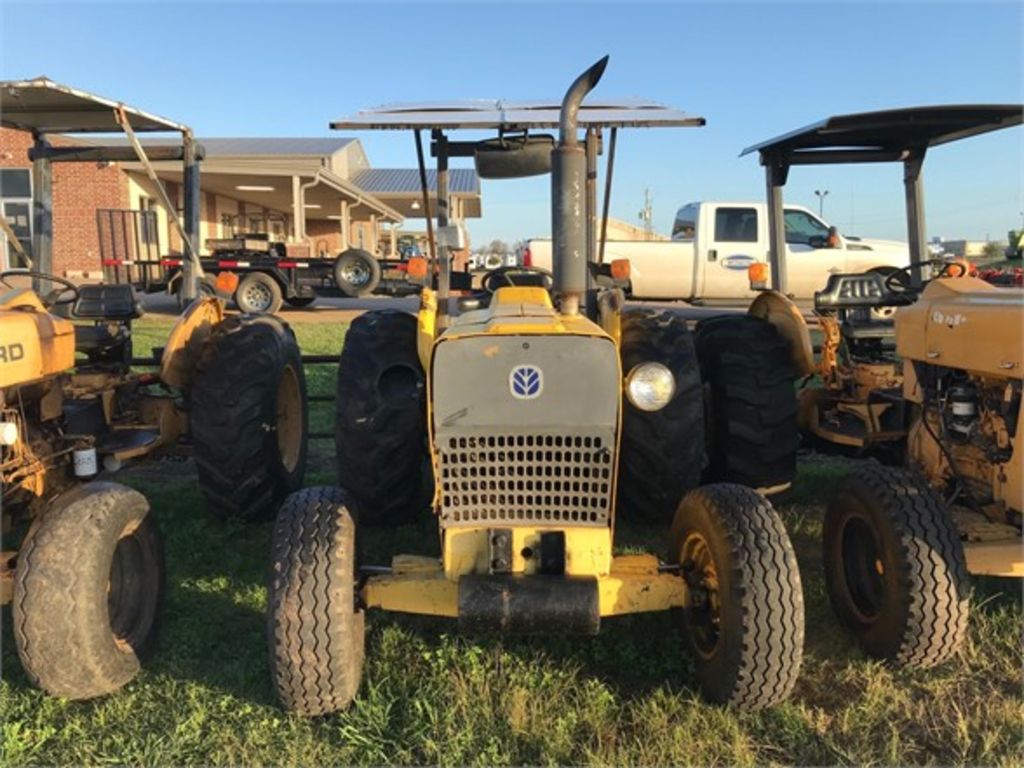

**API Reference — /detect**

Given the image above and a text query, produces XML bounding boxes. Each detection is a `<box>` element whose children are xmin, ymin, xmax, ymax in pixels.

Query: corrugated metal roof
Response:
<box><xmin>332</xmin><ymin>98</ymin><xmax>704</xmax><ymax>130</ymax></box>
<box><xmin>91</xmin><ymin>136</ymin><xmax>355</xmax><ymax>156</ymax></box>
<box><xmin>353</xmin><ymin>168</ymin><xmax>479</xmax><ymax>195</ymax></box>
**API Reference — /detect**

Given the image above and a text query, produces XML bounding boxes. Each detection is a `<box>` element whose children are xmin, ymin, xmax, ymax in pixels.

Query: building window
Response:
<box><xmin>0</xmin><ymin>169</ymin><xmax>32</xmax><ymax>269</ymax></box>
<box><xmin>0</xmin><ymin>169</ymin><xmax>31</xmax><ymax>198</ymax></box>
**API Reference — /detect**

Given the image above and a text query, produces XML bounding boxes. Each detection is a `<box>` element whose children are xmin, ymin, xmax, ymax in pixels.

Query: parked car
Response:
<box><xmin>525</xmin><ymin>201</ymin><xmax>910</xmax><ymax>301</ymax></box>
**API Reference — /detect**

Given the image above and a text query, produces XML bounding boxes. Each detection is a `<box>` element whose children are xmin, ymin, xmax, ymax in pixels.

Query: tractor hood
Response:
<box><xmin>896</xmin><ymin>276</ymin><xmax>1023</xmax><ymax>377</ymax></box>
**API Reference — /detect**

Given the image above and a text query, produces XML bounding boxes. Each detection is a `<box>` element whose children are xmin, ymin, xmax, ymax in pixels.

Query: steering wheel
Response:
<box><xmin>482</xmin><ymin>266</ymin><xmax>554</xmax><ymax>293</ymax></box>
<box><xmin>883</xmin><ymin>259</ymin><xmax>967</xmax><ymax>294</ymax></box>
<box><xmin>0</xmin><ymin>270</ymin><xmax>80</xmax><ymax>309</ymax></box>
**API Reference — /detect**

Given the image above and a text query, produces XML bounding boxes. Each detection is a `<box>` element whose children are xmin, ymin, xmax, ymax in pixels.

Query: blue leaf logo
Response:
<box><xmin>509</xmin><ymin>365</ymin><xmax>543</xmax><ymax>400</ymax></box>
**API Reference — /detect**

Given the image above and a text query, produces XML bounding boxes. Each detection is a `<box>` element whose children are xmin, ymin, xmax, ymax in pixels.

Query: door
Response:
<box><xmin>781</xmin><ymin>209</ymin><xmax>846</xmax><ymax>297</ymax></box>
<box><xmin>1</xmin><ymin>201</ymin><xmax>33</xmax><ymax>270</ymax></box>
<box><xmin>699</xmin><ymin>205</ymin><xmax>762</xmax><ymax>300</ymax></box>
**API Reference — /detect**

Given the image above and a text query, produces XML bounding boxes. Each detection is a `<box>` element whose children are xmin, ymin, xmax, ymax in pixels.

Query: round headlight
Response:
<box><xmin>625</xmin><ymin>362</ymin><xmax>675</xmax><ymax>412</ymax></box>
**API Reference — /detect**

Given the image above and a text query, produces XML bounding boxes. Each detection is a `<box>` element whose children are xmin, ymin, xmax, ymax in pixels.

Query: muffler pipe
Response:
<box><xmin>552</xmin><ymin>56</ymin><xmax>609</xmax><ymax>314</ymax></box>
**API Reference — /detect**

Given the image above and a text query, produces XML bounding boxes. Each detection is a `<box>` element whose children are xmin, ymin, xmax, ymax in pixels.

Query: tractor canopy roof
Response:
<box><xmin>741</xmin><ymin>104</ymin><xmax>1023</xmax><ymax>163</ymax></box>
<box><xmin>331</xmin><ymin>98</ymin><xmax>704</xmax><ymax>131</ymax></box>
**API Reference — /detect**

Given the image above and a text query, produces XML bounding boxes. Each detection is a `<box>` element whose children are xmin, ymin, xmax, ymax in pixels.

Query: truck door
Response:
<box><xmin>781</xmin><ymin>209</ymin><xmax>847</xmax><ymax>297</ymax></box>
<box><xmin>698</xmin><ymin>205</ymin><xmax>762</xmax><ymax>300</ymax></box>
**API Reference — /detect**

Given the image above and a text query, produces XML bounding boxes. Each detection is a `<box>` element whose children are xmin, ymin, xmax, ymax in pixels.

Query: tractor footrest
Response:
<box><xmin>458</xmin><ymin>574</ymin><xmax>599</xmax><ymax>635</ymax></box>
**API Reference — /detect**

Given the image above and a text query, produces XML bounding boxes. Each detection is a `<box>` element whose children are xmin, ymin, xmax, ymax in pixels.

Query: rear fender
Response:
<box><xmin>748</xmin><ymin>290</ymin><xmax>815</xmax><ymax>376</ymax></box>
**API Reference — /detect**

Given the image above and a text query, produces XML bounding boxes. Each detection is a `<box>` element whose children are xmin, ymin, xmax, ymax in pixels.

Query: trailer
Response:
<box><xmin>97</xmin><ymin>208</ymin><xmax>450</xmax><ymax>313</ymax></box>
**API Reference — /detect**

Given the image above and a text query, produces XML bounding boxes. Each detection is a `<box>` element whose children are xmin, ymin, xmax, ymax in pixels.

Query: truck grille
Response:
<box><xmin>438</xmin><ymin>431</ymin><xmax>614</xmax><ymax>526</ymax></box>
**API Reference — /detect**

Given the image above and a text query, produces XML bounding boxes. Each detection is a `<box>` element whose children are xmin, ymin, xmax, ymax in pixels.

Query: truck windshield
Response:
<box><xmin>784</xmin><ymin>210</ymin><xmax>830</xmax><ymax>245</ymax></box>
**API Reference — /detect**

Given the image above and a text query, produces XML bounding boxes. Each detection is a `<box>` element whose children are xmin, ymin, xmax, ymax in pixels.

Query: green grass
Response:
<box><xmin>2</xmin><ymin>316</ymin><xmax>1022</xmax><ymax>766</ymax></box>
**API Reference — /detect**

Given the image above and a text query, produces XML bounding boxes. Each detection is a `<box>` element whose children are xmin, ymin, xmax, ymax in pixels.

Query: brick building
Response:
<box><xmin>0</xmin><ymin>128</ymin><xmax>481</xmax><ymax>277</ymax></box>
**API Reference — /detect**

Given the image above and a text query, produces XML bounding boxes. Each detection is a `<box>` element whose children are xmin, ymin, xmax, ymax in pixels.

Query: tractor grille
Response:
<box><xmin>438</xmin><ymin>431</ymin><xmax>614</xmax><ymax>526</ymax></box>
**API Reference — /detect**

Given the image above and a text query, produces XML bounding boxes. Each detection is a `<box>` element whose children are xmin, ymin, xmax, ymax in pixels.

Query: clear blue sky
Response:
<box><xmin>2</xmin><ymin>1</ymin><xmax>1021</xmax><ymax>246</ymax></box>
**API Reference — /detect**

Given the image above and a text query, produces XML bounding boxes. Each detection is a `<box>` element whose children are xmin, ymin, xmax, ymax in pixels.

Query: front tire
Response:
<box><xmin>695</xmin><ymin>315</ymin><xmax>798</xmax><ymax>494</ymax></box>
<box><xmin>191</xmin><ymin>315</ymin><xmax>308</xmax><ymax>521</ymax></box>
<box><xmin>13</xmin><ymin>482</ymin><xmax>164</xmax><ymax>700</ymax></box>
<box><xmin>268</xmin><ymin>486</ymin><xmax>365</xmax><ymax>716</ymax></box>
<box><xmin>335</xmin><ymin>310</ymin><xmax>431</xmax><ymax>526</ymax></box>
<box><xmin>824</xmin><ymin>463</ymin><xmax>969</xmax><ymax>667</ymax></box>
<box><xmin>671</xmin><ymin>484</ymin><xmax>804</xmax><ymax>709</ymax></box>
<box><xmin>616</xmin><ymin>309</ymin><xmax>705</xmax><ymax>524</ymax></box>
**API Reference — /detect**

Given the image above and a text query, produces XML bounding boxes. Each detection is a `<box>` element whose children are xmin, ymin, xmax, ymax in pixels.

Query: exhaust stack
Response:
<box><xmin>551</xmin><ymin>56</ymin><xmax>608</xmax><ymax>315</ymax></box>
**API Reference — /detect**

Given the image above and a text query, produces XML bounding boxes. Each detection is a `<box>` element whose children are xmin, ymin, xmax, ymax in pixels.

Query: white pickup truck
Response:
<box><xmin>525</xmin><ymin>201</ymin><xmax>910</xmax><ymax>301</ymax></box>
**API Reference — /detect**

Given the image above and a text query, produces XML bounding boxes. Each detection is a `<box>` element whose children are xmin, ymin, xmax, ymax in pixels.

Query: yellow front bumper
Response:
<box><xmin>360</xmin><ymin>553</ymin><xmax>685</xmax><ymax>619</ymax></box>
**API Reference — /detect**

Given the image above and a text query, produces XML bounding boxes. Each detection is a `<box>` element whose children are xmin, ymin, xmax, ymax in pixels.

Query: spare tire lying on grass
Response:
<box><xmin>190</xmin><ymin>314</ymin><xmax>308</xmax><ymax>521</ymax></box>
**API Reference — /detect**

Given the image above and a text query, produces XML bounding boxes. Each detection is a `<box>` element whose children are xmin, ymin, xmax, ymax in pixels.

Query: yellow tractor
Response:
<box><xmin>267</xmin><ymin>58</ymin><xmax>805</xmax><ymax>715</ymax></box>
<box><xmin>740</xmin><ymin>104</ymin><xmax>1023</xmax><ymax>667</ymax></box>
<box><xmin>1</xmin><ymin>271</ymin><xmax>307</xmax><ymax>699</ymax></box>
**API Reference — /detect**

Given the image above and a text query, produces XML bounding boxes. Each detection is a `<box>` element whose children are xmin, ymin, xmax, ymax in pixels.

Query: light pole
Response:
<box><xmin>814</xmin><ymin>189</ymin><xmax>830</xmax><ymax>217</ymax></box>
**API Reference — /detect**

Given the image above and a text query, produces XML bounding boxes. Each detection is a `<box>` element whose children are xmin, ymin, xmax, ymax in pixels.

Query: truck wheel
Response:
<box><xmin>616</xmin><ymin>309</ymin><xmax>705</xmax><ymax>524</ymax></box>
<box><xmin>191</xmin><ymin>314</ymin><xmax>308</xmax><ymax>521</ymax></box>
<box><xmin>333</xmin><ymin>249</ymin><xmax>382</xmax><ymax>297</ymax></box>
<box><xmin>268</xmin><ymin>486</ymin><xmax>365</xmax><ymax>716</ymax></box>
<box><xmin>824</xmin><ymin>463</ymin><xmax>969</xmax><ymax>667</ymax></box>
<box><xmin>235</xmin><ymin>272</ymin><xmax>284</xmax><ymax>314</ymax></box>
<box><xmin>695</xmin><ymin>315</ymin><xmax>798</xmax><ymax>495</ymax></box>
<box><xmin>285</xmin><ymin>296</ymin><xmax>316</xmax><ymax>309</ymax></box>
<box><xmin>671</xmin><ymin>483</ymin><xmax>804</xmax><ymax>709</ymax></box>
<box><xmin>13</xmin><ymin>482</ymin><xmax>164</xmax><ymax>700</ymax></box>
<box><xmin>335</xmin><ymin>310</ymin><xmax>431</xmax><ymax>525</ymax></box>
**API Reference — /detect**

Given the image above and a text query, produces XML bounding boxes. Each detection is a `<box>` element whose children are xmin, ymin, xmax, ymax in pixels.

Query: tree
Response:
<box><xmin>487</xmin><ymin>239</ymin><xmax>510</xmax><ymax>255</ymax></box>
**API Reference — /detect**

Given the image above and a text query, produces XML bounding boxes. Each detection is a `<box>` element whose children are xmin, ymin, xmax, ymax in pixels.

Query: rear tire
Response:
<box><xmin>824</xmin><ymin>463</ymin><xmax>969</xmax><ymax>667</ymax></box>
<box><xmin>333</xmin><ymin>249</ymin><xmax>382</xmax><ymax>297</ymax></box>
<box><xmin>13</xmin><ymin>482</ymin><xmax>164</xmax><ymax>700</ymax></box>
<box><xmin>335</xmin><ymin>310</ymin><xmax>431</xmax><ymax>525</ymax></box>
<box><xmin>695</xmin><ymin>315</ymin><xmax>798</xmax><ymax>494</ymax></box>
<box><xmin>235</xmin><ymin>272</ymin><xmax>284</xmax><ymax>314</ymax></box>
<box><xmin>616</xmin><ymin>309</ymin><xmax>705</xmax><ymax>524</ymax></box>
<box><xmin>191</xmin><ymin>315</ymin><xmax>308</xmax><ymax>521</ymax></box>
<box><xmin>671</xmin><ymin>483</ymin><xmax>804</xmax><ymax>709</ymax></box>
<box><xmin>285</xmin><ymin>296</ymin><xmax>316</xmax><ymax>309</ymax></box>
<box><xmin>268</xmin><ymin>486</ymin><xmax>365</xmax><ymax>716</ymax></box>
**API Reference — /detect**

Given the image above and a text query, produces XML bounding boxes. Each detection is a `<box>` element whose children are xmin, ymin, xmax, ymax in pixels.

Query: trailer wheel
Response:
<box><xmin>671</xmin><ymin>483</ymin><xmax>804</xmax><ymax>709</ymax></box>
<box><xmin>616</xmin><ymin>309</ymin><xmax>705</xmax><ymax>524</ymax></box>
<box><xmin>235</xmin><ymin>272</ymin><xmax>284</xmax><ymax>314</ymax></box>
<box><xmin>268</xmin><ymin>486</ymin><xmax>365</xmax><ymax>716</ymax></box>
<box><xmin>335</xmin><ymin>310</ymin><xmax>430</xmax><ymax>525</ymax></box>
<box><xmin>191</xmin><ymin>314</ymin><xmax>308</xmax><ymax>521</ymax></box>
<box><xmin>13</xmin><ymin>482</ymin><xmax>164</xmax><ymax>700</ymax></box>
<box><xmin>333</xmin><ymin>249</ymin><xmax>382</xmax><ymax>297</ymax></box>
<box><xmin>824</xmin><ymin>463</ymin><xmax>969</xmax><ymax>667</ymax></box>
<box><xmin>695</xmin><ymin>315</ymin><xmax>798</xmax><ymax>495</ymax></box>
<box><xmin>285</xmin><ymin>296</ymin><xmax>316</xmax><ymax>309</ymax></box>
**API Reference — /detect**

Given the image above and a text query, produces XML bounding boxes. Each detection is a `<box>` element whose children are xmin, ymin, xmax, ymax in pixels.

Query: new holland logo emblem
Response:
<box><xmin>509</xmin><ymin>364</ymin><xmax>543</xmax><ymax>400</ymax></box>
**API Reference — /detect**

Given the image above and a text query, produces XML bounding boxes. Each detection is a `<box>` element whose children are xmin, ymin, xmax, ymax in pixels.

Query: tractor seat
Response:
<box><xmin>72</xmin><ymin>283</ymin><xmax>144</xmax><ymax>321</ymax></box>
<box><xmin>814</xmin><ymin>272</ymin><xmax>912</xmax><ymax>312</ymax></box>
<box><xmin>72</xmin><ymin>284</ymin><xmax>141</xmax><ymax>365</ymax></box>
